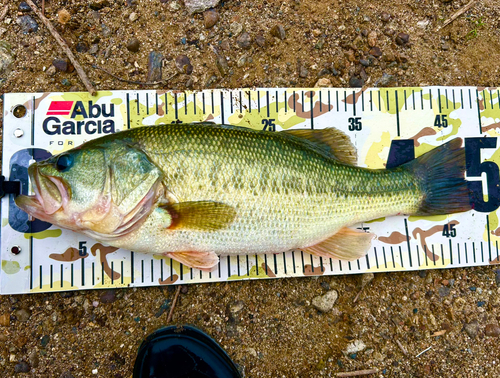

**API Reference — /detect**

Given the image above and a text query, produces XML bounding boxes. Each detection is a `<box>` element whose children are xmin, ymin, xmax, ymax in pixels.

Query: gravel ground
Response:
<box><xmin>1</xmin><ymin>0</ymin><xmax>500</xmax><ymax>377</ymax></box>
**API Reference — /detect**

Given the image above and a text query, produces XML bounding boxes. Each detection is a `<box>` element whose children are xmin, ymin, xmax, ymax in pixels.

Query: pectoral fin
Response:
<box><xmin>165</xmin><ymin>251</ymin><xmax>219</xmax><ymax>271</ymax></box>
<box><xmin>162</xmin><ymin>201</ymin><xmax>237</xmax><ymax>231</ymax></box>
<box><xmin>303</xmin><ymin>227</ymin><xmax>375</xmax><ymax>260</ymax></box>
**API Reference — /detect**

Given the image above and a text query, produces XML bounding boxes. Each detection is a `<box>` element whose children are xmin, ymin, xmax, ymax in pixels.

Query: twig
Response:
<box><xmin>431</xmin><ymin>329</ymin><xmax>447</xmax><ymax>337</ymax></box>
<box><xmin>25</xmin><ymin>0</ymin><xmax>96</xmax><ymax>96</ymax></box>
<box><xmin>336</xmin><ymin>369</ymin><xmax>378</xmax><ymax>377</ymax></box>
<box><xmin>0</xmin><ymin>4</ymin><xmax>9</xmax><ymax>22</ymax></box>
<box><xmin>415</xmin><ymin>346</ymin><xmax>432</xmax><ymax>357</ymax></box>
<box><xmin>395</xmin><ymin>339</ymin><xmax>408</xmax><ymax>355</ymax></box>
<box><xmin>42</xmin><ymin>0</ymin><xmax>45</xmax><ymax>16</ymax></box>
<box><xmin>166</xmin><ymin>285</ymin><xmax>182</xmax><ymax>323</ymax></box>
<box><xmin>93</xmin><ymin>64</ymin><xmax>178</xmax><ymax>85</ymax></box>
<box><xmin>353</xmin><ymin>288</ymin><xmax>363</xmax><ymax>303</ymax></box>
<box><xmin>440</xmin><ymin>0</ymin><xmax>478</xmax><ymax>29</ymax></box>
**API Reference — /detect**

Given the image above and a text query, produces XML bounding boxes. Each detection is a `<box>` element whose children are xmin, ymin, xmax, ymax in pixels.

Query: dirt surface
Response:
<box><xmin>1</xmin><ymin>0</ymin><xmax>500</xmax><ymax>377</ymax></box>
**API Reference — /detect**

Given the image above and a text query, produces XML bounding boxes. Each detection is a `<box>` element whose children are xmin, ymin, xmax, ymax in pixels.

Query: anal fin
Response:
<box><xmin>303</xmin><ymin>227</ymin><xmax>375</xmax><ymax>261</ymax></box>
<box><xmin>165</xmin><ymin>251</ymin><xmax>219</xmax><ymax>271</ymax></box>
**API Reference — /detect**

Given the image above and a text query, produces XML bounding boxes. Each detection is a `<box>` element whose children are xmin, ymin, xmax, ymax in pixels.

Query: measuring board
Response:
<box><xmin>1</xmin><ymin>86</ymin><xmax>500</xmax><ymax>295</ymax></box>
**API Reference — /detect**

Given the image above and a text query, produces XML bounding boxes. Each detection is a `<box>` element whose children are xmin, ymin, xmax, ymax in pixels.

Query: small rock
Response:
<box><xmin>381</xmin><ymin>12</ymin><xmax>391</xmax><ymax>23</ymax></box>
<box><xmin>205</xmin><ymin>74</ymin><xmax>218</xmax><ymax>87</ymax></box>
<box><xmin>52</xmin><ymin>58</ymin><xmax>73</xmax><ymax>73</ymax></box>
<box><xmin>438</xmin><ymin>286</ymin><xmax>451</xmax><ymax>297</ymax></box>
<box><xmin>45</xmin><ymin>65</ymin><xmax>57</xmax><ymax>76</ymax></box>
<box><xmin>349</xmin><ymin>76</ymin><xmax>364</xmax><ymax>88</ymax></box>
<box><xmin>367</xmin><ymin>31</ymin><xmax>377</xmax><ymax>47</ymax></box>
<box><xmin>19</xmin><ymin>2</ymin><xmax>31</xmax><ymax>12</ymax></box>
<box><xmin>89</xmin><ymin>44</ymin><xmax>99</xmax><ymax>54</ymax></box>
<box><xmin>58</xmin><ymin>9</ymin><xmax>71</xmax><ymax>25</ymax></box>
<box><xmin>495</xmin><ymin>269</ymin><xmax>500</xmax><ymax>286</ymax></box>
<box><xmin>369</xmin><ymin>46</ymin><xmax>382</xmax><ymax>57</ymax></box>
<box><xmin>175</xmin><ymin>55</ymin><xmax>193</xmax><ymax>74</ymax></box>
<box><xmin>180</xmin><ymin>285</ymin><xmax>188</xmax><ymax>294</ymax></box>
<box><xmin>100</xmin><ymin>289</ymin><xmax>117</xmax><ymax>303</ymax></box>
<box><xmin>299</xmin><ymin>66</ymin><xmax>308</xmax><ymax>78</ymax></box>
<box><xmin>230</xmin><ymin>22</ymin><xmax>243</xmax><ymax>36</ymax></box>
<box><xmin>360</xmin><ymin>59</ymin><xmax>370</xmax><ymax>67</ymax></box>
<box><xmin>215</xmin><ymin>53</ymin><xmax>229</xmax><ymax>76</ymax></box>
<box><xmin>184</xmin><ymin>0</ymin><xmax>221</xmax><ymax>14</ymax></box>
<box><xmin>417</xmin><ymin>20</ymin><xmax>430</xmax><ymax>29</ymax></box>
<box><xmin>75</xmin><ymin>42</ymin><xmax>89</xmax><ymax>53</ymax></box>
<box><xmin>28</xmin><ymin>350</ymin><xmax>39</xmax><ymax>368</ymax></box>
<box><xmin>203</xmin><ymin>9</ymin><xmax>219</xmax><ymax>29</ymax></box>
<box><xmin>14</xmin><ymin>361</ymin><xmax>30</xmax><ymax>373</ymax></box>
<box><xmin>441</xmin><ymin>42</ymin><xmax>450</xmax><ymax>51</ymax></box>
<box><xmin>40</xmin><ymin>335</ymin><xmax>50</xmax><ymax>347</ymax></box>
<box><xmin>237</xmin><ymin>55</ymin><xmax>247</xmax><ymax>68</ymax></box>
<box><xmin>384</xmin><ymin>51</ymin><xmax>396</xmax><ymax>62</ymax></box>
<box><xmin>129</xmin><ymin>12</ymin><xmax>139</xmax><ymax>22</ymax></box>
<box><xmin>395</xmin><ymin>32</ymin><xmax>409</xmax><ymax>46</ymax></box>
<box><xmin>375</xmin><ymin>72</ymin><xmax>397</xmax><ymax>87</ymax></box>
<box><xmin>17</xmin><ymin>16</ymin><xmax>38</xmax><ymax>34</ymax></box>
<box><xmin>314</xmin><ymin>78</ymin><xmax>332</xmax><ymax>87</ymax></box>
<box><xmin>227</xmin><ymin>300</ymin><xmax>245</xmax><ymax>321</ymax></box>
<box><xmin>255</xmin><ymin>34</ymin><xmax>266</xmax><ymax>47</ymax></box>
<box><xmin>464</xmin><ymin>320</ymin><xmax>479</xmax><ymax>338</ymax></box>
<box><xmin>147</xmin><ymin>51</ymin><xmax>163</xmax><ymax>82</ymax></box>
<box><xmin>485</xmin><ymin>324</ymin><xmax>500</xmax><ymax>337</ymax></box>
<box><xmin>101</xmin><ymin>24</ymin><xmax>112</xmax><ymax>37</ymax></box>
<box><xmin>0</xmin><ymin>313</ymin><xmax>10</xmax><ymax>326</ymax></box>
<box><xmin>155</xmin><ymin>299</ymin><xmax>171</xmax><ymax>318</ymax></box>
<box><xmin>270</xmin><ymin>24</ymin><xmax>286</xmax><ymax>40</ymax></box>
<box><xmin>15</xmin><ymin>308</ymin><xmax>31</xmax><ymax>322</ymax></box>
<box><xmin>126</xmin><ymin>38</ymin><xmax>140</xmax><ymax>52</ymax></box>
<box><xmin>345</xmin><ymin>340</ymin><xmax>366</xmax><ymax>355</ymax></box>
<box><xmin>169</xmin><ymin>1</ymin><xmax>182</xmax><ymax>11</ymax></box>
<box><xmin>247</xmin><ymin>347</ymin><xmax>257</xmax><ymax>358</ymax></box>
<box><xmin>312</xmin><ymin>290</ymin><xmax>338</xmax><ymax>312</ymax></box>
<box><xmin>236</xmin><ymin>32</ymin><xmax>252</xmax><ymax>49</ymax></box>
<box><xmin>360</xmin><ymin>273</ymin><xmax>374</xmax><ymax>288</ymax></box>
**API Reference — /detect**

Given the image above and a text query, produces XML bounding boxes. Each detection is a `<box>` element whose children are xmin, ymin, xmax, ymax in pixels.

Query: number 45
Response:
<box><xmin>434</xmin><ymin>114</ymin><xmax>448</xmax><ymax>128</ymax></box>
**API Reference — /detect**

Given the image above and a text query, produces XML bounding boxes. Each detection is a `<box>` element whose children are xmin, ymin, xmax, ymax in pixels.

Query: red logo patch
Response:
<box><xmin>47</xmin><ymin>101</ymin><xmax>74</xmax><ymax>116</ymax></box>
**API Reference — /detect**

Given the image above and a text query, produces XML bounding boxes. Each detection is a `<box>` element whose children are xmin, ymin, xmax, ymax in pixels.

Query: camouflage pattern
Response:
<box><xmin>1</xmin><ymin>86</ymin><xmax>499</xmax><ymax>295</ymax></box>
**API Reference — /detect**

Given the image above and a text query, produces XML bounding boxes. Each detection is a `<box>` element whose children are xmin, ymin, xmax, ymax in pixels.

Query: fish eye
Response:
<box><xmin>55</xmin><ymin>154</ymin><xmax>74</xmax><ymax>172</ymax></box>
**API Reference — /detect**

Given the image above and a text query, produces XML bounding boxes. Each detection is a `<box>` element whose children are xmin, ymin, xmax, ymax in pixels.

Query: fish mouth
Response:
<box><xmin>15</xmin><ymin>166</ymin><xmax>70</xmax><ymax>221</ymax></box>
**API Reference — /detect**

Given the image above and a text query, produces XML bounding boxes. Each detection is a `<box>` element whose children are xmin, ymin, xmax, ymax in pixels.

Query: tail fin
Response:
<box><xmin>404</xmin><ymin>138</ymin><xmax>472</xmax><ymax>216</ymax></box>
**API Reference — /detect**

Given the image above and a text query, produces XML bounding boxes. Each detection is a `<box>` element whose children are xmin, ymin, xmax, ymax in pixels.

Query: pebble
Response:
<box><xmin>129</xmin><ymin>12</ymin><xmax>139</xmax><ymax>22</ymax></box>
<box><xmin>349</xmin><ymin>76</ymin><xmax>364</xmax><ymax>88</ymax></box>
<box><xmin>312</xmin><ymin>290</ymin><xmax>338</xmax><ymax>312</ymax></box>
<box><xmin>236</xmin><ymin>32</ymin><xmax>252</xmax><ymax>49</ymax></box>
<box><xmin>89</xmin><ymin>44</ymin><xmax>99</xmax><ymax>54</ymax></box>
<box><xmin>360</xmin><ymin>273</ymin><xmax>374</xmax><ymax>288</ymax></box>
<box><xmin>19</xmin><ymin>2</ymin><xmax>31</xmax><ymax>12</ymax></box>
<box><xmin>40</xmin><ymin>335</ymin><xmax>50</xmax><ymax>347</ymax></box>
<box><xmin>345</xmin><ymin>340</ymin><xmax>366</xmax><ymax>355</ymax></box>
<box><xmin>367</xmin><ymin>31</ymin><xmax>377</xmax><ymax>47</ymax></box>
<box><xmin>299</xmin><ymin>66</ymin><xmax>308</xmax><ymax>79</ymax></box>
<box><xmin>464</xmin><ymin>320</ymin><xmax>479</xmax><ymax>338</ymax></box>
<box><xmin>375</xmin><ymin>72</ymin><xmax>396</xmax><ymax>87</ymax></box>
<box><xmin>155</xmin><ymin>299</ymin><xmax>172</xmax><ymax>318</ymax></box>
<box><xmin>381</xmin><ymin>12</ymin><xmax>391</xmax><ymax>23</ymax></box>
<box><xmin>438</xmin><ymin>286</ymin><xmax>451</xmax><ymax>297</ymax></box>
<box><xmin>227</xmin><ymin>300</ymin><xmax>245</xmax><ymax>321</ymax></box>
<box><xmin>175</xmin><ymin>55</ymin><xmax>193</xmax><ymax>74</ymax></box>
<box><xmin>100</xmin><ymin>289</ymin><xmax>117</xmax><ymax>303</ymax></box>
<box><xmin>314</xmin><ymin>78</ymin><xmax>332</xmax><ymax>87</ymax></box>
<box><xmin>126</xmin><ymin>38</ymin><xmax>140</xmax><ymax>52</ymax></box>
<box><xmin>17</xmin><ymin>16</ymin><xmax>38</xmax><ymax>34</ymax></box>
<box><xmin>52</xmin><ymin>58</ymin><xmax>73</xmax><ymax>73</ymax></box>
<box><xmin>495</xmin><ymin>269</ymin><xmax>500</xmax><ymax>286</ymax></box>
<box><xmin>417</xmin><ymin>20</ymin><xmax>430</xmax><ymax>29</ymax></box>
<box><xmin>147</xmin><ymin>51</ymin><xmax>163</xmax><ymax>81</ymax></box>
<box><xmin>237</xmin><ymin>55</ymin><xmax>247</xmax><ymax>68</ymax></box>
<box><xmin>395</xmin><ymin>32</ymin><xmax>409</xmax><ymax>46</ymax></box>
<box><xmin>0</xmin><ymin>313</ymin><xmax>10</xmax><ymax>326</ymax></box>
<box><xmin>169</xmin><ymin>1</ymin><xmax>182</xmax><ymax>11</ymax></box>
<box><xmin>183</xmin><ymin>0</ymin><xmax>220</xmax><ymax>14</ymax></box>
<box><xmin>369</xmin><ymin>46</ymin><xmax>382</xmax><ymax>57</ymax></box>
<box><xmin>180</xmin><ymin>285</ymin><xmax>188</xmax><ymax>294</ymax></box>
<box><xmin>29</xmin><ymin>350</ymin><xmax>39</xmax><ymax>368</ymax></box>
<box><xmin>360</xmin><ymin>59</ymin><xmax>370</xmax><ymax>67</ymax></box>
<box><xmin>75</xmin><ymin>42</ymin><xmax>89</xmax><ymax>53</ymax></box>
<box><xmin>215</xmin><ymin>53</ymin><xmax>229</xmax><ymax>76</ymax></box>
<box><xmin>45</xmin><ymin>65</ymin><xmax>57</xmax><ymax>76</ymax></box>
<box><xmin>14</xmin><ymin>361</ymin><xmax>30</xmax><ymax>373</ymax></box>
<box><xmin>270</xmin><ymin>24</ymin><xmax>286</xmax><ymax>40</ymax></box>
<box><xmin>203</xmin><ymin>9</ymin><xmax>219</xmax><ymax>29</ymax></box>
<box><xmin>229</xmin><ymin>22</ymin><xmax>243</xmax><ymax>36</ymax></box>
<box><xmin>485</xmin><ymin>324</ymin><xmax>500</xmax><ymax>337</ymax></box>
<box><xmin>58</xmin><ymin>9</ymin><xmax>71</xmax><ymax>25</ymax></box>
<box><xmin>255</xmin><ymin>34</ymin><xmax>266</xmax><ymax>48</ymax></box>
<box><xmin>15</xmin><ymin>308</ymin><xmax>31</xmax><ymax>322</ymax></box>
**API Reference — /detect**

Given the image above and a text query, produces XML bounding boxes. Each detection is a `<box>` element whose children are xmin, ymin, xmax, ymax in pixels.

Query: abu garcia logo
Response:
<box><xmin>43</xmin><ymin>100</ymin><xmax>116</xmax><ymax>135</ymax></box>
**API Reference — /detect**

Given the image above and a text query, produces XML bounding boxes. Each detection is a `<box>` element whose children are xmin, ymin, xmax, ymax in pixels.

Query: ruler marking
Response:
<box><xmin>497</xmin><ymin>240</ymin><xmax>499</xmax><ymax>262</ymax></box>
<box><xmin>445</xmin><ymin>89</ymin><xmax>449</xmax><ymax>109</ymax></box>
<box><xmin>476</xmin><ymin>89</ymin><xmax>482</xmax><ymax>134</ymax></box>
<box><xmin>274</xmin><ymin>254</ymin><xmax>278</xmax><ymax>274</ymax></box>
<box><xmin>482</xmin><ymin>90</ymin><xmax>487</xmax><ymax>109</ymax></box>
<box><xmin>81</xmin><ymin>258</ymin><xmax>85</xmax><ymax>286</ymax></box>
<box><xmin>152</xmin><ymin>259</ymin><xmax>155</xmax><ymax>282</ymax></box>
<box><xmin>275</xmin><ymin>90</ymin><xmax>278</xmax><ymax>113</ymax></box>
<box><xmin>487</xmin><ymin>215</ymin><xmax>492</xmax><ymax>261</ymax></box>
<box><xmin>481</xmin><ymin>242</ymin><xmax>485</xmax><ymax>263</ymax></box>
<box><xmin>452</xmin><ymin>89</ymin><xmax>456</xmax><ymax>109</ymax></box>
<box><xmin>170</xmin><ymin>259</ymin><xmax>174</xmax><ymax>282</ymax></box>
<box><xmin>60</xmin><ymin>265</ymin><xmax>63</xmax><ymax>288</ymax></box>
<box><xmin>465</xmin><ymin>243</ymin><xmax>469</xmax><ymax>264</ymax></box>
<box><xmin>449</xmin><ymin>239</ymin><xmax>453</xmax><ymax>265</ymax></box>
<box><xmin>101</xmin><ymin>262</ymin><xmax>104</xmax><ymax>284</ymax></box>
<box><xmin>30</xmin><ymin>236</ymin><xmax>33</xmax><ymax>290</ymax></box>
<box><xmin>374</xmin><ymin>247</ymin><xmax>379</xmax><ymax>269</ymax></box>
<box><xmin>365</xmin><ymin>255</ymin><xmax>370</xmax><ymax>270</ymax></box>
<box><xmin>266</xmin><ymin>89</ymin><xmax>271</xmax><ymax>116</ymax></box>
<box><xmin>301</xmin><ymin>251</ymin><xmax>305</xmax><ymax>273</ymax></box>
<box><xmin>180</xmin><ymin>263</ymin><xmax>184</xmax><ymax>281</ymax></box>
<box><xmin>370</xmin><ymin>91</ymin><xmax>373</xmax><ymax>111</ymax></box>
<box><xmin>71</xmin><ymin>263</ymin><xmax>74</xmax><ymax>286</ymax></box>
<box><xmin>211</xmin><ymin>91</ymin><xmax>215</xmax><ymax>114</ymax></box>
<box><xmin>248</xmin><ymin>91</ymin><xmax>252</xmax><ymax>113</ymax></box>
<box><xmin>339</xmin><ymin>260</ymin><xmax>342</xmax><ymax>272</ymax></box>
<box><xmin>328</xmin><ymin>90</ymin><xmax>331</xmax><ymax>110</ymax></box>
<box><xmin>31</xmin><ymin>96</ymin><xmax>35</xmax><ymax>145</ymax></box>
<box><xmin>438</xmin><ymin>88</ymin><xmax>442</xmax><ymax>113</ymax></box>
<box><xmin>344</xmin><ymin>91</ymin><xmax>347</xmax><ymax>112</ymax></box>
<box><xmin>356</xmin><ymin>259</ymin><xmax>360</xmax><ymax>270</ymax></box>
<box><xmin>292</xmin><ymin>251</ymin><xmax>296</xmax><ymax>273</ymax></box>
<box><xmin>141</xmin><ymin>260</ymin><xmax>144</xmax><ymax>283</ymax></box>
<box><xmin>255</xmin><ymin>255</ymin><xmax>259</xmax><ymax>276</ymax></box>
<box><xmin>190</xmin><ymin>267</ymin><xmax>193</xmax><ymax>280</ymax></box>
<box><xmin>121</xmin><ymin>261</ymin><xmax>124</xmax><ymax>284</ymax></box>
<box><xmin>183</xmin><ymin>92</ymin><xmax>187</xmax><ymax>115</ymax></box>
<box><xmin>348</xmin><ymin>261</ymin><xmax>352</xmax><ymax>271</ymax></box>
<box><xmin>257</xmin><ymin>90</ymin><xmax>261</xmax><ymax>111</ymax></box>
<box><xmin>227</xmin><ymin>256</ymin><xmax>231</xmax><ymax>277</ymax></box>
<box><xmin>239</xmin><ymin>91</ymin><xmax>243</xmax><ymax>113</ymax></box>
<box><xmin>203</xmin><ymin>92</ymin><xmax>206</xmax><ymax>114</ymax></box>
<box><xmin>404</xmin><ymin>219</ymin><xmax>412</xmax><ymax>267</ymax></box>
<box><xmin>329</xmin><ymin>258</ymin><xmax>333</xmax><ymax>271</ymax></box>
<box><xmin>390</xmin><ymin>246</ymin><xmax>395</xmax><ymax>268</ymax></box>
<box><xmin>460</xmin><ymin>89</ymin><xmax>464</xmax><ymax>109</ymax></box>
<box><xmin>428</xmin><ymin>88</ymin><xmax>433</xmax><ymax>109</ymax></box>
<box><xmin>237</xmin><ymin>255</ymin><xmax>241</xmax><ymax>277</ymax></box>
<box><xmin>126</xmin><ymin>93</ymin><xmax>130</xmax><ymax>129</ymax></box>
<box><xmin>432</xmin><ymin>245</ymin><xmax>436</xmax><ymax>266</ymax></box>
<box><xmin>39</xmin><ymin>266</ymin><xmax>42</xmax><ymax>289</ymax></box>
<box><xmin>424</xmin><ymin>245</ymin><xmax>428</xmax><ymax>266</ymax></box>
<box><xmin>395</xmin><ymin>90</ymin><xmax>400</xmax><ymax>137</ymax></box>
<box><xmin>457</xmin><ymin>243</ymin><xmax>461</xmax><ymax>265</ymax></box>
<box><xmin>490</xmin><ymin>90</ymin><xmax>494</xmax><ymax>109</ymax></box>
<box><xmin>319</xmin><ymin>90</ymin><xmax>322</xmax><ymax>113</ymax></box>
<box><xmin>361</xmin><ymin>90</ymin><xmax>365</xmax><ymax>112</ymax></box>
<box><xmin>284</xmin><ymin>90</ymin><xmax>287</xmax><ymax>112</ymax></box>
<box><xmin>111</xmin><ymin>262</ymin><xmax>114</xmax><ymax>284</ymax></box>
<box><xmin>246</xmin><ymin>255</ymin><xmax>250</xmax><ymax>276</ymax></box>
<box><xmin>283</xmin><ymin>252</ymin><xmax>287</xmax><ymax>274</ymax></box>
<box><xmin>386</xmin><ymin>91</ymin><xmax>389</xmax><ymax>111</ymax></box>
<box><xmin>131</xmin><ymin>251</ymin><xmax>134</xmax><ymax>284</ymax></box>
<box><xmin>352</xmin><ymin>90</ymin><xmax>356</xmax><ymax>116</ymax></box>
<box><xmin>265</xmin><ymin>254</ymin><xmax>268</xmax><ymax>275</ymax></box>
<box><xmin>302</xmin><ymin>91</ymin><xmax>305</xmax><ymax>113</ymax></box>
<box><xmin>220</xmin><ymin>91</ymin><xmax>225</xmax><ymax>124</ymax></box>
<box><xmin>160</xmin><ymin>259</ymin><xmax>163</xmax><ymax>281</ymax></box>
<box><xmin>378</xmin><ymin>91</ymin><xmax>381</xmax><ymax>111</ymax></box>
<box><xmin>136</xmin><ymin>93</ymin><xmax>140</xmax><ymax>115</ymax></box>
<box><xmin>320</xmin><ymin>257</ymin><xmax>324</xmax><ymax>272</ymax></box>
<box><xmin>50</xmin><ymin>265</ymin><xmax>53</xmax><ymax>289</ymax></box>
<box><xmin>416</xmin><ymin>245</ymin><xmax>421</xmax><ymax>267</ymax></box>
<box><xmin>469</xmin><ymin>89</ymin><xmax>472</xmax><ymax>109</ymax></box>
<box><xmin>440</xmin><ymin>244</ymin><xmax>444</xmax><ymax>266</ymax></box>
<box><xmin>146</xmin><ymin>93</ymin><xmax>149</xmax><ymax>115</ymax></box>
<box><xmin>336</xmin><ymin>90</ymin><xmax>339</xmax><ymax>112</ymax></box>
<box><xmin>155</xmin><ymin>93</ymin><xmax>159</xmax><ymax>115</ymax></box>
<box><xmin>399</xmin><ymin>246</ymin><xmax>403</xmax><ymax>268</ymax></box>
<box><xmin>420</xmin><ymin>89</ymin><xmax>424</xmax><ymax>110</ymax></box>
<box><xmin>310</xmin><ymin>90</ymin><xmax>314</xmax><ymax>129</ymax></box>
<box><xmin>218</xmin><ymin>260</ymin><xmax>221</xmax><ymax>278</ymax></box>
<box><xmin>174</xmin><ymin>93</ymin><xmax>178</xmax><ymax>120</ymax></box>
<box><xmin>412</xmin><ymin>90</ymin><xmax>415</xmax><ymax>110</ymax></box>
<box><xmin>404</xmin><ymin>89</ymin><xmax>407</xmax><ymax>110</ymax></box>
<box><xmin>498</xmin><ymin>90</ymin><xmax>500</xmax><ymax>109</ymax></box>
<box><xmin>230</xmin><ymin>91</ymin><xmax>233</xmax><ymax>113</ymax></box>
<box><xmin>310</xmin><ymin>255</ymin><xmax>315</xmax><ymax>273</ymax></box>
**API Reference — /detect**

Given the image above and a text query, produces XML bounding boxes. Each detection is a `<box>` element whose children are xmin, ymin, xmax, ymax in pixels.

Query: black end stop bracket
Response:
<box><xmin>0</xmin><ymin>176</ymin><xmax>21</xmax><ymax>198</ymax></box>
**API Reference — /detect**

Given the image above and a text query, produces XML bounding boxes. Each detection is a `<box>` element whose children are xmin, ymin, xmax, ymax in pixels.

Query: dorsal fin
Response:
<box><xmin>281</xmin><ymin>128</ymin><xmax>358</xmax><ymax>165</ymax></box>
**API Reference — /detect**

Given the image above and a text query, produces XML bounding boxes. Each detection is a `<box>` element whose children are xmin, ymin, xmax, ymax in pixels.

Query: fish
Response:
<box><xmin>15</xmin><ymin>123</ymin><xmax>472</xmax><ymax>270</ymax></box>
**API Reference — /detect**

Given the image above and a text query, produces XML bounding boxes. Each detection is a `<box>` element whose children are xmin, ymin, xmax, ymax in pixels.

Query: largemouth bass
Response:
<box><xmin>15</xmin><ymin>123</ymin><xmax>472</xmax><ymax>270</ymax></box>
